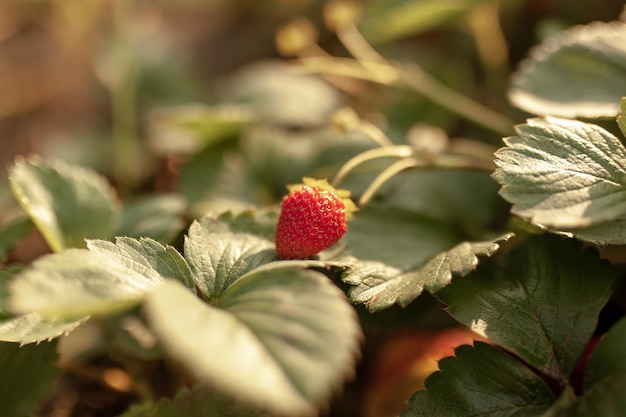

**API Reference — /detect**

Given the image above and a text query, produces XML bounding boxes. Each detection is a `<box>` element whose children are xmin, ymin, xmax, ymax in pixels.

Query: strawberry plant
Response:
<box><xmin>1</xmin><ymin>1</ymin><xmax>626</xmax><ymax>417</ymax></box>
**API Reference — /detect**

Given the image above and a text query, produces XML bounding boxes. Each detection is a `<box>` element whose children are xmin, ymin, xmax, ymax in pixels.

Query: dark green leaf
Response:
<box><xmin>117</xmin><ymin>194</ymin><xmax>186</xmax><ymax>244</ymax></box>
<box><xmin>401</xmin><ymin>342</ymin><xmax>555</xmax><ymax>417</ymax></box>
<box><xmin>0</xmin><ymin>214</ymin><xmax>32</xmax><ymax>260</ymax></box>
<box><xmin>0</xmin><ymin>341</ymin><xmax>59</xmax><ymax>417</ymax></box>
<box><xmin>183</xmin><ymin>216</ymin><xmax>275</xmax><ymax>301</ymax></box>
<box><xmin>438</xmin><ymin>235</ymin><xmax>614</xmax><ymax>384</ymax></box>
<box><xmin>493</xmin><ymin>117</ymin><xmax>626</xmax><ymax>229</ymax></box>
<box><xmin>8</xmin><ymin>157</ymin><xmax>119</xmax><ymax>252</ymax></box>
<box><xmin>345</xmin><ymin>204</ymin><xmax>462</xmax><ymax>271</ymax></box>
<box><xmin>553</xmin><ymin>375</ymin><xmax>626</xmax><ymax>417</ymax></box>
<box><xmin>120</xmin><ymin>384</ymin><xmax>269</xmax><ymax>417</ymax></box>
<box><xmin>585</xmin><ymin>317</ymin><xmax>626</xmax><ymax>389</ymax></box>
<box><xmin>344</xmin><ymin>233</ymin><xmax>512</xmax><ymax>312</ymax></box>
<box><xmin>144</xmin><ymin>267</ymin><xmax>361</xmax><ymax>416</ymax></box>
<box><xmin>509</xmin><ymin>21</ymin><xmax>626</xmax><ymax>118</ymax></box>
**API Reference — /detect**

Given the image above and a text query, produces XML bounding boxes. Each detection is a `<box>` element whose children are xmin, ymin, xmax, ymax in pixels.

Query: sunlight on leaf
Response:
<box><xmin>401</xmin><ymin>342</ymin><xmax>555</xmax><ymax>417</ymax></box>
<box><xmin>8</xmin><ymin>157</ymin><xmax>119</xmax><ymax>252</ymax></box>
<box><xmin>184</xmin><ymin>215</ymin><xmax>276</xmax><ymax>301</ymax></box>
<box><xmin>438</xmin><ymin>235</ymin><xmax>614</xmax><ymax>384</ymax></box>
<box><xmin>0</xmin><ymin>341</ymin><xmax>59</xmax><ymax>417</ymax></box>
<box><xmin>509</xmin><ymin>21</ymin><xmax>626</xmax><ymax>118</ymax></box>
<box><xmin>8</xmin><ymin>239</ymin><xmax>176</xmax><ymax>320</ymax></box>
<box><xmin>0</xmin><ymin>314</ymin><xmax>86</xmax><ymax>344</ymax></box>
<box><xmin>493</xmin><ymin>117</ymin><xmax>626</xmax><ymax>229</ymax></box>
<box><xmin>88</xmin><ymin>237</ymin><xmax>194</xmax><ymax>291</ymax></box>
<box><xmin>144</xmin><ymin>267</ymin><xmax>361</xmax><ymax>417</ymax></box>
<box><xmin>344</xmin><ymin>233</ymin><xmax>511</xmax><ymax>312</ymax></box>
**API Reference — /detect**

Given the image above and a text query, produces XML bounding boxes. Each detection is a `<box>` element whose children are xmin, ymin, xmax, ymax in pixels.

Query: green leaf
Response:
<box><xmin>345</xmin><ymin>204</ymin><xmax>463</xmax><ymax>271</ymax></box>
<box><xmin>8</xmin><ymin>156</ymin><xmax>119</xmax><ymax>252</ymax></box>
<box><xmin>509</xmin><ymin>21</ymin><xmax>626</xmax><ymax>118</ymax></box>
<box><xmin>360</xmin><ymin>0</ymin><xmax>479</xmax><ymax>44</ymax></box>
<box><xmin>144</xmin><ymin>268</ymin><xmax>361</xmax><ymax>416</ymax></box>
<box><xmin>147</xmin><ymin>104</ymin><xmax>252</xmax><ymax>155</ymax></box>
<box><xmin>401</xmin><ymin>342</ymin><xmax>555</xmax><ymax>417</ymax></box>
<box><xmin>0</xmin><ymin>267</ymin><xmax>21</xmax><ymax>318</ymax></box>
<box><xmin>438</xmin><ymin>235</ymin><xmax>614</xmax><ymax>384</ymax></box>
<box><xmin>618</xmin><ymin>97</ymin><xmax>626</xmax><ymax>139</ymax></box>
<box><xmin>117</xmin><ymin>194</ymin><xmax>186</xmax><ymax>244</ymax></box>
<box><xmin>183</xmin><ymin>215</ymin><xmax>275</xmax><ymax>301</ymax></box>
<box><xmin>493</xmin><ymin>117</ymin><xmax>626</xmax><ymax>229</ymax></box>
<box><xmin>87</xmin><ymin>237</ymin><xmax>194</xmax><ymax>291</ymax></box>
<box><xmin>585</xmin><ymin>317</ymin><xmax>626</xmax><ymax>389</ymax></box>
<box><xmin>0</xmin><ymin>341</ymin><xmax>59</xmax><ymax>417</ymax></box>
<box><xmin>344</xmin><ymin>233</ymin><xmax>512</xmax><ymax>312</ymax></box>
<box><xmin>0</xmin><ymin>213</ymin><xmax>32</xmax><ymax>260</ymax></box>
<box><xmin>8</xmin><ymin>245</ymin><xmax>165</xmax><ymax>320</ymax></box>
<box><xmin>0</xmin><ymin>314</ymin><xmax>86</xmax><ymax>344</ymax></box>
<box><xmin>121</xmin><ymin>384</ymin><xmax>270</xmax><ymax>417</ymax></box>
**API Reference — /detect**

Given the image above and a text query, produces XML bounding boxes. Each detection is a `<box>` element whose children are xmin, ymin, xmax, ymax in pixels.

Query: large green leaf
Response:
<box><xmin>8</xmin><ymin>237</ymin><xmax>187</xmax><ymax>320</ymax></box>
<box><xmin>8</xmin><ymin>157</ymin><xmax>119</xmax><ymax>252</ymax></box>
<box><xmin>401</xmin><ymin>342</ymin><xmax>555</xmax><ymax>417</ymax></box>
<box><xmin>509</xmin><ymin>21</ymin><xmax>626</xmax><ymax>118</ymax></box>
<box><xmin>585</xmin><ymin>317</ymin><xmax>626</xmax><ymax>389</ymax></box>
<box><xmin>116</xmin><ymin>194</ymin><xmax>186</xmax><ymax>244</ymax></box>
<box><xmin>0</xmin><ymin>341</ymin><xmax>59</xmax><ymax>417</ymax></box>
<box><xmin>493</xmin><ymin>117</ymin><xmax>626</xmax><ymax>229</ymax></box>
<box><xmin>183</xmin><ymin>215</ymin><xmax>276</xmax><ymax>301</ymax></box>
<box><xmin>344</xmin><ymin>233</ymin><xmax>512</xmax><ymax>312</ymax></box>
<box><xmin>144</xmin><ymin>266</ymin><xmax>361</xmax><ymax>416</ymax></box>
<box><xmin>438</xmin><ymin>235</ymin><xmax>614</xmax><ymax>384</ymax></box>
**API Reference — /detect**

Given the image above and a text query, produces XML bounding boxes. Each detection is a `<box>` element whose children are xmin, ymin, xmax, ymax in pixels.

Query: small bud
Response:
<box><xmin>324</xmin><ymin>0</ymin><xmax>363</xmax><ymax>32</ymax></box>
<box><xmin>331</xmin><ymin>107</ymin><xmax>361</xmax><ymax>133</ymax></box>
<box><xmin>275</xmin><ymin>18</ymin><xmax>318</xmax><ymax>56</ymax></box>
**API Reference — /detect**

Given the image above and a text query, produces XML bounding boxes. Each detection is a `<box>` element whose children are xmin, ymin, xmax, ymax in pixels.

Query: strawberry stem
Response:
<box><xmin>332</xmin><ymin>145</ymin><xmax>414</xmax><ymax>187</ymax></box>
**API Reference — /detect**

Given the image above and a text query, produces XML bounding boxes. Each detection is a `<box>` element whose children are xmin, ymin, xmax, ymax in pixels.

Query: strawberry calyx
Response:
<box><xmin>286</xmin><ymin>177</ymin><xmax>358</xmax><ymax>220</ymax></box>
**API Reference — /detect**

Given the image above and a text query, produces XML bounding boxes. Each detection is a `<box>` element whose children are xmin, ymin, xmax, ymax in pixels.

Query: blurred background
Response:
<box><xmin>1</xmin><ymin>1</ymin><xmax>625</xmax><ymax>416</ymax></box>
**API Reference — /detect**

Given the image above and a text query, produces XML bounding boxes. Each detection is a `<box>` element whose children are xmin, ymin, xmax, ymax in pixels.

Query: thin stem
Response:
<box><xmin>359</xmin><ymin>157</ymin><xmax>419</xmax><ymax>206</ymax></box>
<box><xmin>335</xmin><ymin>22</ymin><xmax>388</xmax><ymax>66</ymax></box>
<box><xmin>332</xmin><ymin>145</ymin><xmax>414</xmax><ymax>187</ymax></box>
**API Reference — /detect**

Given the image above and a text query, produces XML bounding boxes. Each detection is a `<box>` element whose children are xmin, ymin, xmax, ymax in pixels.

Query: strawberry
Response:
<box><xmin>275</xmin><ymin>177</ymin><xmax>357</xmax><ymax>260</ymax></box>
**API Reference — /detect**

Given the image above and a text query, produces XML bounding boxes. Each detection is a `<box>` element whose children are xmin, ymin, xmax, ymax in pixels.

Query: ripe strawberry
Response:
<box><xmin>275</xmin><ymin>178</ymin><xmax>357</xmax><ymax>260</ymax></box>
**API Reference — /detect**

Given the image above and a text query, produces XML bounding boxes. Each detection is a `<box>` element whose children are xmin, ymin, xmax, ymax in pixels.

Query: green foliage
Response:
<box><xmin>0</xmin><ymin>341</ymin><xmax>59</xmax><ymax>417</ymax></box>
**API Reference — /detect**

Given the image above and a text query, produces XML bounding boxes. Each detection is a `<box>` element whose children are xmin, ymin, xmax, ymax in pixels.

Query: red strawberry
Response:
<box><xmin>275</xmin><ymin>178</ymin><xmax>357</xmax><ymax>260</ymax></box>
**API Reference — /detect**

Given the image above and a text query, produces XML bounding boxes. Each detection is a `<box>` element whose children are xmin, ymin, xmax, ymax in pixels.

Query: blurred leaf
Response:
<box><xmin>0</xmin><ymin>214</ymin><xmax>32</xmax><ymax>261</ymax></box>
<box><xmin>147</xmin><ymin>104</ymin><xmax>252</xmax><ymax>155</ymax></box>
<box><xmin>401</xmin><ymin>342</ymin><xmax>555</xmax><ymax>417</ymax></box>
<box><xmin>8</xmin><ymin>157</ymin><xmax>119</xmax><ymax>252</ymax></box>
<box><xmin>8</xmin><ymin>237</ymin><xmax>186</xmax><ymax>320</ymax></box>
<box><xmin>438</xmin><ymin>235</ymin><xmax>614</xmax><ymax>384</ymax></box>
<box><xmin>0</xmin><ymin>313</ymin><xmax>86</xmax><ymax>344</ymax></box>
<box><xmin>117</xmin><ymin>194</ymin><xmax>186</xmax><ymax>244</ymax></box>
<box><xmin>618</xmin><ymin>97</ymin><xmax>626</xmax><ymax>138</ymax></box>
<box><xmin>121</xmin><ymin>384</ymin><xmax>270</xmax><ymax>417</ymax></box>
<box><xmin>361</xmin><ymin>0</ymin><xmax>479</xmax><ymax>43</ymax></box>
<box><xmin>509</xmin><ymin>21</ymin><xmax>626</xmax><ymax>118</ymax></box>
<box><xmin>179</xmin><ymin>141</ymin><xmax>256</xmax><ymax>217</ymax></box>
<box><xmin>0</xmin><ymin>267</ymin><xmax>22</xmax><ymax>318</ymax></box>
<box><xmin>0</xmin><ymin>341</ymin><xmax>59</xmax><ymax>417</ymax></box>
<box><xmin>344</xmin><ymin>233</ymin><xmax>512</xmax><ymax>312</ymax></box>
<box><xmin>222</xmin><ymin>61</ymin><xmax>341</xmax><ymax>127</ymax></box>
<box><xmin>493</xmin><ymin>117</ymin><xmax>626</xmax><ymax>229</ymax></box>
<box><xmin>144</xmin><ymin>267</ymin><xmax>361</xmax><ymax>416</ymax></box>
<box><xmin>183</xmin><ymin>215</ymin><xmax>275</xmax><ymax>301</ymax></box>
